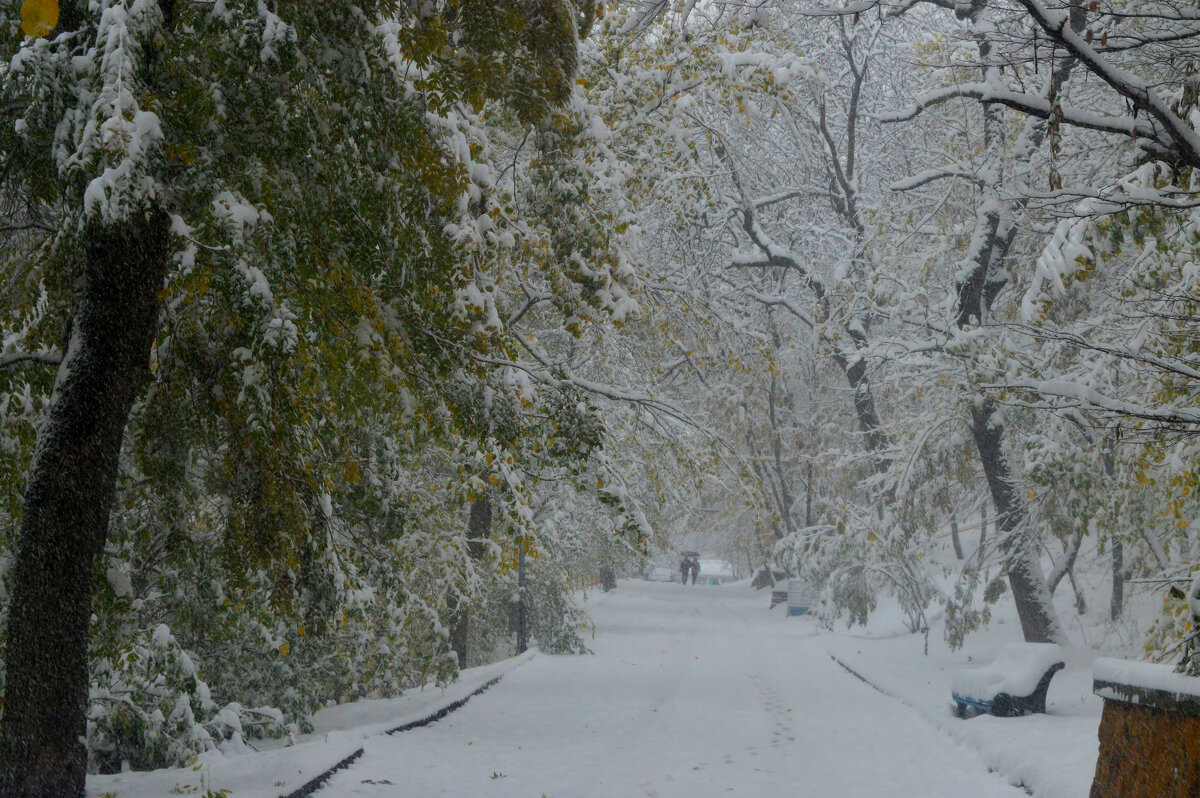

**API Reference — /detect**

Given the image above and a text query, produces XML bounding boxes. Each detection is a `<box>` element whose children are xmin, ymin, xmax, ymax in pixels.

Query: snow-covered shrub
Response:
<box><xmin>525</xmin><ymin>561</ymin><xmax>592</xmax><ymax>655</ymax></box>
<box><xmin>466</xmin><ymin>554</ymin><xmax>591</xmax><ymax>664</ymax></box>
<box><xmin>777</xmin><ymin>522</ymin><xmax>877</xmax><ymax>629</ymax></box>
<box><xmin>87</xmin><ymin>623</ymin><xmax>292</xmax><ymax>773</ymax></box>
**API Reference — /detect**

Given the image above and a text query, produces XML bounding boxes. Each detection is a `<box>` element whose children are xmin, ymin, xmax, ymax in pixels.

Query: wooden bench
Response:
<box><xmin>952</xmin><ymin>643</ymin><xmax>1066</xmax><ymax>718</ymax></box>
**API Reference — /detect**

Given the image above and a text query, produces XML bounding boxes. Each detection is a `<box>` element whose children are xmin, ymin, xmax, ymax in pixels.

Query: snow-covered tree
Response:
<box><xmin>0</xmin><ymin>0</ymin><xmax>628</xmax><ymax>789</ymax></box>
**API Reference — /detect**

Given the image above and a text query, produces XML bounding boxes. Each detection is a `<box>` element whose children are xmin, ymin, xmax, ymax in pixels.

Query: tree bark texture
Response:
<box><xmin>448</xmin><ymin>498</ymin><xmax>491</xmax><ymax>668</ymax></box>
<box><xmin>0</xmin><ymin>213</ymin><xmax>170</xmax><ymax>797</ymax></box>
<box><xmin>947</xmin><ymin>4</ymin><xmax>1065</xmax><ymax>647</ymax></box>
<box><xmin>515</xmin><ymin>547</ymin><xmax>528</xmax><ymax>654</ymax></box>
<box><xmin>970</xmin><ymin>401</ymin><xmax>1063</xmax><ymax>644</ymax></box>
<box><xmin>1102</xmin><ymin>439</ymin><xmax>1125</xmax><ymax>621</ymax></box>
<box><xmin>979</xmin><ymin>503</ymin><xmax>988</xmax><ymax>551</ymax></box>
<box><xmin>1111</xmin><ymin>539</ymin><xmax>1125</xmax><ymax>621</ymax></box>
<box><xmin>804</xmin><ymin>461</ymin><xmax>814</xmax><ymax>529</ymax></box>
<box><xmin>842</xmin><ymin>353</ymin><xmax>889</xmax><ymax>470</ymax></box>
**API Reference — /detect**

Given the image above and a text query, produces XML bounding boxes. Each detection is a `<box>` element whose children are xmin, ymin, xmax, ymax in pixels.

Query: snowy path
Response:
<box><xmin>320</xmin><ymin>581</ymin><xmax>1024</xmax><ymax>797</ymax></box>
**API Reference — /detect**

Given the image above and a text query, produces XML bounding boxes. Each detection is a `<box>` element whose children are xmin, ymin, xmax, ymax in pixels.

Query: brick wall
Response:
<box><xmin>1091</xmin><ymin>699</ymin><xmax>1200</xmax><ymax>798</ymax></box>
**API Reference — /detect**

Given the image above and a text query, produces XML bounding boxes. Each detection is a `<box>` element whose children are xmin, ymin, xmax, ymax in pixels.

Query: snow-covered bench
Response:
<box><xmin>951</xmin><ymin>643</ymin><xmax>1065</xmax><ymax>718</ymax></box>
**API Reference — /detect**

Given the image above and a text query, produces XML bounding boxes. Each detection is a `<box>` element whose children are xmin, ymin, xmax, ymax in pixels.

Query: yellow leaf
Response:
<box><xmin>278</xmin><ymin>642</ymin><xmax>290</xmax><ymax>655</ymax></box>
<box><xmin>20</xmin><ymin>0</ymin><xmax>58</xmax><ymax>37</ymax></box>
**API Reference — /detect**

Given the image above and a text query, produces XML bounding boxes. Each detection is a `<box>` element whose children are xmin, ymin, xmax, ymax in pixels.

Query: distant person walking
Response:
<box><xmin>680</xmin><ymin>553</ymin><xmax>700</xmax><ymax>585</ymax></box>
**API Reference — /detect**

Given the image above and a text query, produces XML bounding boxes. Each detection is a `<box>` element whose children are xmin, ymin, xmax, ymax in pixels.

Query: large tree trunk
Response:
<box><xmin>0</xmin><ymin>213</ymin><xmax>169</xmax><ymax>797</ymax></box>
<box><xmin>940</xmin><ymin>3</ymin><xmax>1076</xmax><ymax>648</ymax></box>
<box><xmin>979</xmin><ymin>502</ymin><xmax>988</xmax><ymax>552</ymax></box>
<box><xmin>1102</xmin><ymin>437</ymin><xmax>1124</xmax><ymax>621</ymax></box>
<box><xmin>514</xmin><ymin>546</ymin><xmax>528</xmax><ymax>654</ymax></box>
<box><xmin>1111</xmin><ymin>539</ymin><xmax>1125</xmax><ymax>621</ymax></box>
<box><xmin>448</xmin><ymin>498</ymin><xmax>491</xmax><ymax>668</ymax></box>
<box><xmin>842</xmin><ymin>353</ymin><xmax>888</xmax><ymax>466</ymax></box>
<box><xmin>804</xmin><ymin>461</ymin><xmax>814</xmax><ymax>528</ymax></box>
<box><xmin>970</xmin><ymin>401</ymin><xmax>1063</xmax><ymax>643</ymax></box>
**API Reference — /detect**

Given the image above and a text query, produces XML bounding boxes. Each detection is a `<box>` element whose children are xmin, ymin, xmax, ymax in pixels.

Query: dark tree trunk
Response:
<box><xmin>766</xmin><ymin>367</ymin><xmax>795</xmax><ymax>538</ymax></box>
<box><xmin>1068</xmin><ymin>567</ymin><xmax>1087</xmax><ymax>616</ymax></box>
<box><xmin>0</xmin><ymin>213</ymin><xmax>170</xmax><ymax>796</ymax></box>
<box><xmin>842</xmin><ymin>354</ymin><xmax>889</xmax><ymax>465</ymax></box>
<box><xmin>951</xmin><ymin>513</ymin><xmax>964</xmax><ymax>560</ymax></box>
<box><xmin>835</xmin><ymin>348</ymin><xmax>893</xmax><ymax>514</ymax></box>
<box><xmin>970</xmin><ymin>401</ymin><xmax>1062</xmax><ymax>644</ymax></box>
<box><xmin>449</xmin><ymin>498</ymin><xmax>491</xmax><ymax>668</ymax></box>
<box><xmin>1111</xmin><ymin>539</ymin><xmax>1125</xmax><ymax>621</ymax></box>
<box><xmin>1047</xmin><ymin>528</ymin><xmax>1085</xmax><ymax>597</ymax></box>
<box><xmin>1102</xmin><ymin>438</ymin><xmax>1124</xmax><ymax>621</ymax></box>
<box><xmin>515</xmin><ymin>547</ymin><xmax>528</xmax><ymax>654</ymax></box>
<box><xmin>947</xmin><ymin>5</ymin><xmax>1073</xmax><ymax>648</ymax></box>
<box><xmin>979</xmin><ymin>502</ymin><xmax>988</xmax><ymax>552</ymax></box>
<box><xmin>804</xmin><ymin>461</ymin><xmax>814</xmax><ymax>528</ymax></box>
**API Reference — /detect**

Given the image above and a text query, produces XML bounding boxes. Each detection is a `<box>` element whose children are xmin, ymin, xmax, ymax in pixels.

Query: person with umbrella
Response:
<box><xmin>680</xmin><ymin>552</ymin><xmax>700</xmax><ymax>585</ymax></box>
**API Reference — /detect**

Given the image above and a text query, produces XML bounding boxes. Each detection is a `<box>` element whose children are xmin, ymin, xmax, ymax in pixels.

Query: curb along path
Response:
<box><xmin>280</xmin><ymin>667</ymin><xmax>522</xmax><ymax>798</ymax></box>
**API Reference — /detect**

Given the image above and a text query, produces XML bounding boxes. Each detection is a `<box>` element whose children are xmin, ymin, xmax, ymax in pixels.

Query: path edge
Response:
<box><xmin>278</xmin><ymin>656</ymin><xmax>528</xmax><ymax>797</ymax></box>
<box><xmin>280</xmin><ymin>747</ymin><xmax>365</xmax><ymax>798</ymax></box>
<box><xmin>828</xmin><ymin>651</ymin><xmax>1034</xmax><ymax>796</ymax></box>
<box><xmin>384</xmin><ymin>674</ymin><xmax>503</xmax><ymax>735</ymax></box>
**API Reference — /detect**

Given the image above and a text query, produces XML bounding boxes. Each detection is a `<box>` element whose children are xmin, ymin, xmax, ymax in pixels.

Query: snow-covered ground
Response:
<box><xmin>823</xmin><ymin>613</ymin><xmax>1102</xmax><ymax>798</ymax></box>
<box><xmin>87</xmin><ymin>654</ymin><xmax>534</xmax><ymax>798</ymax></box>
<box><xmin>89</xmin><ymin>579</ymin><xmax>1106</xmax><ymax>797</ymax></box>
<box><xmin>323</xmin><ymin>580</ymin><xmax>1032</xmax><ymax>797</ymax></box>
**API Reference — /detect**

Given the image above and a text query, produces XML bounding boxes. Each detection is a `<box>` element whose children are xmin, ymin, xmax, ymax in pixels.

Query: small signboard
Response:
<box><xmin>787</xmin><ymin>578</ymin><xmax>815</xmax><ymax>616</ymax></box>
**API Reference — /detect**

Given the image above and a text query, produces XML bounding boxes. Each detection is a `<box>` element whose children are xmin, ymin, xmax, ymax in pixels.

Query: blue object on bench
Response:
<box><xmin>951</xmin><ymin>643</ymin><xmax>1066</xmax><ymax>719</ymax></box>
<box><xmin>951</xmin><ymin>694</ymin><xmax>993</xmax><ymax>716</ymax></box>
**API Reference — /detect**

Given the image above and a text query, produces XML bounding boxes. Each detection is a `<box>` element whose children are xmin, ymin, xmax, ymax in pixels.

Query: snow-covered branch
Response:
<box><xmin>880</xmin><ymin>83</ymin><xmax>1166</xmax><ymax>150</ymax></box>
<box><xmin>1006</xmin><ymin>323</ymin><xmax>1200</xmax><ymax>384</ymax></box>
<box><xmin>1015</xmin><ymin>0</ymin><xmax>1200</xmax><ymax>168</ymax></box>
<box><xmin>0</xmin><ymin>349</ymin><xmax>62</xmax><ymax>369</ymax></box>
<box><xmin>998</xmin><ymin>378</ymin><xmax>1200</xmax><ymax>428</ymax></box>
<box><xmin>511</xmin><ymin>332</ymin><xmax>699</xmax><ymax>432</ymax></box>
<box><xmin>745</xmin><ymin>291</ymin><xmax>815</xmax><ymax>329</ymax></box>
<box><xmin>890</xmin><ymin>164</ymin><xmax>981</xmax><ymax>192</ymax></box>
<box><xmin>717</xmin><ymin>143</ymin><xmax>828</xmax><ymax>300</ymax></box>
